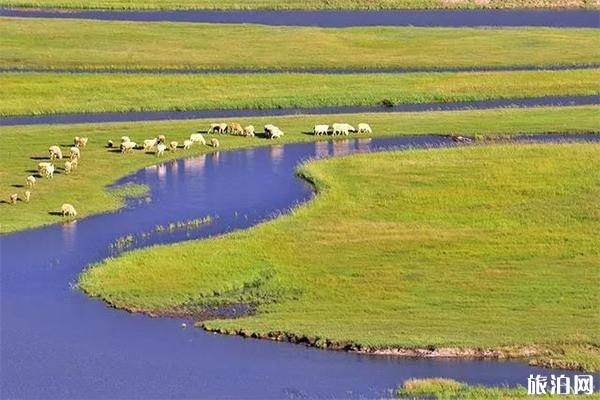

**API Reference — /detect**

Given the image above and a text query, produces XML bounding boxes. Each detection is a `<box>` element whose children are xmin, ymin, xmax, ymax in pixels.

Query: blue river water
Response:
<box><xmin>1</xmin><ymin>134</ymin><xmax>599</xmax><ymax>399</ymax></box>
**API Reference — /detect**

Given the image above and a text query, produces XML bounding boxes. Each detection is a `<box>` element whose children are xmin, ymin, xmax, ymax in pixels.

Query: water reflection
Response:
<box><xmin>269</xmin><ymin>145</ymin><xmax>284</xmax><ymax>167</ymax></box>
<box><xmin>357</xmin><ymin>138</ymin><xmax>372</xmax><ymax>152</ymax></box>
<box><xmin>332</xmin><ymin>139</ymin><xmax>353</xmax><ymax>156</ymax></box>
<box><xmin>315</xmin><ymin>141</ymin><xmax>330</xmax><ymax>159</ymax></box>
<box><xmin>183</xmin><ymin>154</ymin><xmax>207</xmax><ymax>175</ymax></box>
<box><xmin>61</xmin><ymin>220</ymin><xmax>78</xmax><ymax>253</ymax></box>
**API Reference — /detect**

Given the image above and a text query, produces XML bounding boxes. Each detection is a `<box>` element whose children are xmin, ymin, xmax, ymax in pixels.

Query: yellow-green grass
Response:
<box><xmin>396</xmin><ymin>378</ymin><xmax>600</xmax><ymax>399</ymax></box>
<box><xmin>1</xmin><ymin>0</ymin><xmax>597</xmax><ymax>10</ymax></box>
<box><xmin>3</xmin><ymin>18</ymin><xmax>600</xmax><ymax>71</ymax></box>
<box><xmin>2</xmin><ymin>70</ymin><xmax>600</xmax><ymax>117</ymax></box>
<box><xmin>1</xmin><ymin>105</ymin><xmax>599</xmax><ymax>233</ymax></box>
<box><xmin>79</xmin><ymin>143</ymin><xmax>600</xmax><ymax>371</ymax></box>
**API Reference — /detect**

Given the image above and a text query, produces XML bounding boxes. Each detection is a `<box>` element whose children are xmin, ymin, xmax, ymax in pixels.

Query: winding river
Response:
<box><xmin>1</xmin><ymin>134</ymin><xmax>599</xmax><ymax>399</ymax></box>
<box><xmin>1</xmin><ymin>8</ymin><xmax>599</xmax><ymax>27</ymax></box>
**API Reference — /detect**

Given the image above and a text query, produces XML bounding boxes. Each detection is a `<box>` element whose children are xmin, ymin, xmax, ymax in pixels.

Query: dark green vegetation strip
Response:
<box><xmin>396</xmin><ymin>378</ymin><xmax>600</xmax><ymax>399</ymax></box>
<box><xmin>0</xmin><ymin>0</ymin><xmax>597</xmax><ymax>10</ymax></box>
<box><xmin>2</xmin><ymin>70</ymin><xmax>599</xmax><ymax>116</ymax></box>
<box><xmin>79</xmin><ymin>143</ymin><xmax>600</xmax><ymax>371</ymax></box>
<box><xmin>1</xmin><ymin>106</ymin><xmax>598</xmax><ymax>233</ymax></box>
<box><xmin>2</xmin><ymin>18</ymin><xmax>599</xmax><ymax>71</ymax></box>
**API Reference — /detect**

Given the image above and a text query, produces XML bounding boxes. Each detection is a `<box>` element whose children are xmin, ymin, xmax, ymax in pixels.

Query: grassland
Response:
<box><xmin>396</xmin><ymin>378</ymin><xmax>600</xmax><ymax>399</ymax></box>
<box><xmin>1</xmin><ymin>0</ymin><xmax>597</xmax><ymax>10</ymax></box>
<box><xmin>79</xmin><ymin>142</ymin><xmax>600</xmax><ymax>371</ymax></box>
<box><xmin>1</xmin><ymin>105</ymin><xmax>599</xmax><ymax>233</ymax></box>
<box><xmin>3</xmin><ymin>18</ymin><xmax>600</xmax><ymax>71</ymax></box>
<box><xmin>2</xmin><ymin>69</ymin><xmax>599</xmax><ymax>116</ymax></box>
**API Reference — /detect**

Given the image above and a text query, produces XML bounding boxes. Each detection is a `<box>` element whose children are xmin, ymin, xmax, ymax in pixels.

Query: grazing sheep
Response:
<box><xmin>190</xmin><ymin>133</ymin><xmax>206</xmax><ymax>144</ymax></box>
<box><xmin>45</xmin><ymin>164</ymin><xmax>55</xmax><ymax>179</ymax></box>
<box><xmin>265</xmin><ymin>124</ymin><xmax>284</xmax><ymax>139</ymax></box>
<box><xmin>107</xmin><ymin>140</ymin><xmax>114</xmax><ymax>148</ymax></box>
<box><xmin>49</xmin><ymin>145</ymin><xmax>63</xmax><ymax>160</ymax></box>
<box><xmin>76</xmin><ymin>137</ymin><xmax>88</xmax><ymax>147</ymax></box>
<box><xmin>37</xmin><ymin>162</ymin><xmax>54</xmax><ymax>178</ymax></box>
<box><xmin>228</xmin><ymin>123</ymin><xmax>243</xmax><ymax>135</ymax></box>
<box><xmin>243</xmin><ymin>125</ymin><xmax>255</xmax><ymax>137</ymax></box>
<box><xmin>70</xmin><ymin>158</ymin><xmax>78</xmax><ymax>170</ymax></box>
<box><xmin>332</xmin><ymin>123</ymin><xmax>355</xmax><ymax>136</ymax></box>
<box><xmin>10</xmin><ymin>193</ymin><xmax>18</xmax><ymax>204</ymax></box>
<box><xmin>61</xmin><ymin>203</ymin><xmax>77</xmax><ymax>217</ymax></box>
<box><xmin>169</xmin><ymin>141</ymin><xmax>178</xmax><ymax>151</ymax></box>
<box><xmin>24</xmin><ymin>190</ymin><xmax>31</xmax><ymax>203</ymax></box>
<box><xmin>357</xmin><ymin>123</ymin><xmax>372</xmax><ymax>134</ymax></box>
<box><xmin>209</xmin><ymin>123</ymin><xmax>227</xmax><ymax>134</ymax></box>
<box><xmin>314</xmin><ymin>124</ymin><xmax>329</xmax><ymax>136</ymax></box>
<box><xmin>74</xmin><ymin>136</ymin><xmax>80</xmax><ymax>145</ymax></box>
<box><xmin>143</xmin><ymin>138</ymin><xmax>158</xmax><ymax>151</ymax></box>
<box><xmin>183</xmin><ymin>140</ymin><xmax>193</xmax><ymax>150</ymax></box>
<box><xmin>157</xmin><ymin>135</ymin><xmax>166</xmax><ymax>144</ymax></box>
<box><xmin>210</xmin><ymin>138</ymin><xmax>220</xmax><ymax>148</ymax></box>
<box><xmin>156</xmin><ymin>143</ymin><xmax>167</xmax><ymax>157</ymax></box>
<box><xmin>26</xmin><ymin>175</ymin><xmax>36</xmax><ymax>187</ymax></box>
<box><xmin>121</xmin><ymin>136</ymin><xmax>131</xmax><ymax>143</ymax></box>
<box><xmin>64</xmin><ymin>160</ymin><xmax>73</xmax><ymax>174</ymax></box>
<box><xmin>121</xmin><ymin>141</ymin><xmax>137</xmax><ymax>153</ymax></box>
<box><xmin>70</xmin><ymin>147</ymin><xmax>81</xmax><ymax>160</ymax></box>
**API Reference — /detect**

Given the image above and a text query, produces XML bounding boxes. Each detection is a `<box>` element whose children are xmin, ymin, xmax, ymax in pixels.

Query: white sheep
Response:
<box><xmin>121</xmin><ymin>141</ymin><xmax>137</xmax><ymax>153</ymax></box>
<box><xmin>64</xmin><ymin>160</ymin><xmax>73</xmax><ymax>174</ymax></box>
<box><xmin>265</xmin><ymin>124</ymin><xmax>284</xmax><ymax>139</ymax></box>
<box><xmin>61</xmin><ymin>203</ymin><xmax>77</xmax><ymax>217</ymax></box>
<box><xmin>77</xmin><ymin>137</ymin><xmax>88</xmax><ymax>147</ymax></box>
<box><xmin>190</xmin><ymin>133</ymin><xmax>206</xmax><ymax>144</ymax></box>
<box><xmin>107</xmin><ymin>140</ymin><xmax>114</xmax><ymax>148</ymax></box>
<box><xmin>49</xmin><ymin>145</ymin><xmax>63</xmax><ymax>160</ymax></box>
<box><xmin>37</xmin><ymin>162</ymin><xmax>54</xmax><ymax>179</ymax></box>
<box><xmin>314</xmin><ymin>124</ymin><xmax>329</xmax><ymax>136</ymax></box>
<box><xmin>70</xmin><ymin>147</ymin><xmax>81</xmax><ymax>160</ymax></box>
<box><xmin>169</xmin><ymin>141</ymin><xmax>178</xmax><ymax>151</ymax></box>
<box><xmin>332</xmin><ymin>123</ymin><xmax>355</xmax><ymax>136</ymax></box>
<box><xmin>209</xmin><ymin>123</ymin><xmax>227</xmax><ymax>134</ymax></box>
<box><xmin>26</xmin><ymin>175</ymin><xmax>36</xmax><ymax>187</ymax></box>
<box><xmin>10</xmin><ymin>193</ymin><xmax>18</xmax><ymax>204</ymax></box>
<box><xmin>24</xmin><ymin>190</ymin><xmax>31</xmax><ymax>202</ymax></box>
<box><xmin>45</xmin><ymin>164</ymin><xmax>55</xmax><ymax>179</ymax></box>
<box><xmin>70</xmin><ymin>158</ymin><xmax>78</xmax><ymax>170</ymax></box>
<box><xmin>38</xmin><ymin>162</ymin><xmax>51</xmax><ymax>175</ymax></box>
<box><xmin>156</xmin><ymin>143</ymin><xmax>167</xmax><ymax>156</ymax></box>
<box><xmin>183</xmin><ymin>140</ymin><xmax>193</xmax><ymax>150</ymax></box>
<box><xmin>157</xmin><ymin>135</ymin><xmax>166</xmax><ymax>144</ymax></box>
<box><xmin>243</xmin><ymin>125</ymin><xmax>255</xmax><ymax>137</ymax></box>
<box><xmin>74</xmin><ymin>136</ymin><xmax>80</xmax><ymax>145</ymax></box>
<box><xmin>210</xmin><ymin>138</ymin><xmax>220</xmax><ymax>148</ymax></box>
<box><xmin>143</xmin><ymin>138</ymin><xmax>158</xmax><ymax>151</ymax></box>
<box><xmin>357</xmin><ymin>123</ymin><xmax>372</xmax><ymax>134</ymax></box>
<box><xmin>121</xmin><ymin>136</ymin><xmax>131</xmax><ymax>143</ymax></box>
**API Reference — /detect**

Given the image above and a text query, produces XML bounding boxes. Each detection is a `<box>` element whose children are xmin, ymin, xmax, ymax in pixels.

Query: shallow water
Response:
<box><xmin>1</xmin><ymin>8</ymin><xmax>599</xmax><ymax>27</ymax></box>
<box><xmin>1</xmin><ymin>134</ymin><xmax>598</xmax><ymax>399</ymax></box>
<box><xmin>1</xmin><ymin>95</ymin><xmax>598</xmax><ymax>126</ymax></box>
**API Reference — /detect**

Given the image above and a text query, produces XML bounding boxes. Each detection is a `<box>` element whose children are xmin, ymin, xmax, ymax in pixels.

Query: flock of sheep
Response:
<box><xmin>8</xmin><ymin>136</ymin><xmax>87</xmax><ymax>216</ymax></box>
<box><xmin>6</xmin><ymin>120</ymin><xmax>372</xmax><ymax>218</ymax></box>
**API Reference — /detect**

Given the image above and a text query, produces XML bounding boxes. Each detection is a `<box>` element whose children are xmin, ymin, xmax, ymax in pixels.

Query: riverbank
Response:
<box><xmin>1</xmin><ymin>105</ymin><xmax>598</xmax><ymax>233</ymax></box>
<box><xmin>79</xmin><ymin>143</ymin><xmax>600</xmax><ymax>372</ymax></box>
<box><xmin>1</xmin><ymin>0</ymin><xmax>598</xmax><ymax>11</ymax></box>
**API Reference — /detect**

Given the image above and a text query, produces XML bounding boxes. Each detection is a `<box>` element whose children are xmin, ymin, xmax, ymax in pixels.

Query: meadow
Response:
<box><xmin>3</xmin><ymin>18</ymin><xmax>600</xmax><ymax>71</ymax></box>
<box><xmin>0</xmin><ymin>0</ymin><xmax>597</xmax><ymax>10</ymax></box>
<box><xmin>1</xmin><ymin>105</ymin><xmax>598</xmax><ymax>233</ymax></box>
<box><xmin>395</xmin><ymin>378</ymin><xmax>600</xmax><ymax>399</ymax></box>
<box><xmin>79</xmin><ymin>143</ymin><xmax>600</xmax><ymax>371</ymax></box>
<box><xmin>2</xmin><ymin>69</ymin><xmax>599</xmax><ymax>116</ymax></box>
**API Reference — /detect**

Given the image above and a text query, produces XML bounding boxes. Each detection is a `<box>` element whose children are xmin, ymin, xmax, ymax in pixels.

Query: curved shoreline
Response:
<box><xmin>3</xmin><ymin>64</ymin><xmax>600</xmax><ymax>75</ymax></box>
<box><xmin>1</xmin><ymin>8</ymin><xmax>599</xmax><ymax>27</ymax></box>
<box><xmin>2</xmin><ymin>95</ymin><xmax>598</xmax><ymax>126</ymax></box>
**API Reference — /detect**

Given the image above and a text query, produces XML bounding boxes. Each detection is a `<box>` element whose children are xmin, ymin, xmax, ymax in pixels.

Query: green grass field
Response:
<box><xmin>396</xmin><ymin>378</ymin><xmax>600</xmax><ymax>399</ymax></box>
<box><xmin>3</xmin><ymin>18</ymin><xmax>600</xmax><ymax>71</ymax></box>
<box><xmin>79</xmin><ymin>142</ymin><xmax>600</xmax><ymax>371</ymax></box>
<box><xmin>1</xmin><ymin>0</ymin><xmax>597</xmax><ymax>10</ymax></box>
<box><xmin>3</xmin><ymin>69</ymin><xmax>599</xmax><ymax>116</ymax></box>
<box><xmin>1</xmin><ymin>105</ymin><xmax>598</xmax><ymax>233</ymax></box>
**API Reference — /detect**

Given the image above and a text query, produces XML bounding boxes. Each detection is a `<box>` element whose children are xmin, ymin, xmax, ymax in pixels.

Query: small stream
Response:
<box><xmin>1</xmin><ymin>134</ymin><xmax>598</xmax><ymax>399</ymax></box>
